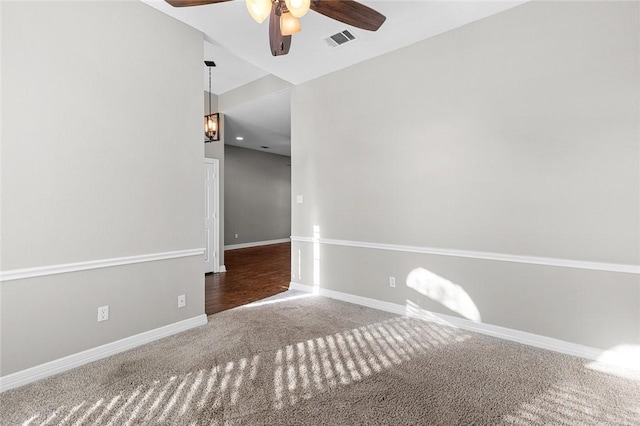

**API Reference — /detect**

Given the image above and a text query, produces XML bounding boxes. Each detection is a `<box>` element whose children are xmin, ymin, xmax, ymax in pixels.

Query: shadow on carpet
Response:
<box><xmin>1</xmin><ymin>291</ymin><xmax>639</xmax><ymax>425</ymax></box>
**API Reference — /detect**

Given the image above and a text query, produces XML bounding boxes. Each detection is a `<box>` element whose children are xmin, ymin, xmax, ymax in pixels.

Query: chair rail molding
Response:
<box><xmin>0</xmin><ymin>248</ymin><xmax>206</xmax><ymax>282</ymax></box>
<box><xmin>290</xmin><ymin>236</ymin><xmax>639</xmax><ymax>275</ymax></box>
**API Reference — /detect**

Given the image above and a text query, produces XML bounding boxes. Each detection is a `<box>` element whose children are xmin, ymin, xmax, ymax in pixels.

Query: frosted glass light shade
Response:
<box><xmin>246</xmin><ymin>0</ymin><xmax>271</xmax><ymax>23</ymax></box>
<box><xmin>284</xmin><ymin>0</ymin><xmax>310</xmax><ymax>18</ymax></box>
<box><xmin>280</xmin><ymin>12</ymin><xmax>301</xmax><ymax>35</ymax></box>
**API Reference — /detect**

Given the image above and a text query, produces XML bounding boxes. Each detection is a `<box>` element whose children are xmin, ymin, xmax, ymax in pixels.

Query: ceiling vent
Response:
<box><xmin>325</xmin><ymin>30</ymin><xmax>356</xmax><ymax>48</ymax></box>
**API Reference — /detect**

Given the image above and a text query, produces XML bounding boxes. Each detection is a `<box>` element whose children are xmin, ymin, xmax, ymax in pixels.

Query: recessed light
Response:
<box><xmin>260</xmin><ymin>146</ymin><xmax>269</xmax><ymax>149</ymax></box>
<box><xmin>236</xmin><ymin>136</ymin><xmax>244</xmax><ymax>140</ymax></box>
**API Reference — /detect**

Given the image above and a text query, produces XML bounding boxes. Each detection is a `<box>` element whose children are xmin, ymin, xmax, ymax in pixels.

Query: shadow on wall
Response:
<box><xmin>406</xmin><ymin>267</ymin><xmax>481</xmax><ymax>322</ymax></box>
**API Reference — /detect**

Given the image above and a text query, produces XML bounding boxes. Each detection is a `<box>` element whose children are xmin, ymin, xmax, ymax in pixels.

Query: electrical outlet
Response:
<box><xmin>389</xmin><ymin>277</ymin><xmax>396</xmax><ymax>288</ymax></box>
<box><xmin>97</xmin><ymin>305</ymin><xmax>109</xmax><ymax>322</ymax></box>
<box><xmin>178</xmin><ymin>294</ymin><xmax>186</xmax><ymax>308</ymax></box>
<box><xmin>235</xmin><ymin>233</ymin><xmax>238</xmax><ymax>239</ymax></box>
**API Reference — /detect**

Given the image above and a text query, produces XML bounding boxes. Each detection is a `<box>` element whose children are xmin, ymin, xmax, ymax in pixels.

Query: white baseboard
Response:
<box><xmin>224</xmin><ymin>238</ymin><xmax>290</xmax><ymax>251</ymax></box>
<box><xmin>0</xmin><ymin>314</ymin><xmax>208</xmax><ymax>393</ymax></box>
<box><xmin>219</xmin><ymin>264</ymin><xmax>227</xmax><ymax>272</ymax></box>
<box><xmin>289</xmin><ymin>282</ymin><xmax>608</xmax><ymax>364</ymax></box>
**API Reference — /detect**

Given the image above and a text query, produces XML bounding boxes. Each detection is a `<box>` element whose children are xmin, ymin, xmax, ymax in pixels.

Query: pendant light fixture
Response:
<box><xmin>204</xmin><ymin>60</ymin><xmax>219</xmax><ymax>143</ymax></box>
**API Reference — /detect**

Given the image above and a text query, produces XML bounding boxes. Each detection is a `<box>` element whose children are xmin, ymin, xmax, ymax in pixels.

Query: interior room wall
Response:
<box><xmin>1</xmin><ymin>1</ymin><xmax>205</xmax><ymax>376</ymax></box>
<box><xmin>290</xmin><ymin>1</ymin><xmax>639</xmax><ymax>350</ymax></box>
<box><xmin>225</xmin><ymin>145</ymin><xmax>291</xmax><ymax>246</ymax></box>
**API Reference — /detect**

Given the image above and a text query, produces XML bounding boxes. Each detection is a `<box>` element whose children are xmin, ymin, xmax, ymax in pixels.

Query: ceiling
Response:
<box><xmin>142</xmin><ymin>0</ymin><xmax>527</xmax><ymax>156</ymax></box>
<box><xmin>224</xmin><ymin>89</ymin><xmax>292</xmax><ymax>156</ymax></box>
<box><xmin>202</xmin><ymin>39</ymin><xmax>269</xmax><ymax>95</ymax></box>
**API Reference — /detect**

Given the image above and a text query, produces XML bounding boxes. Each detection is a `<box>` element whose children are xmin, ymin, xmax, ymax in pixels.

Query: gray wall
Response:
<box><xmin>225</xmin><ymin>145</ymin><xmax>291</xmax><ymax>246</ymax></box>
<box><xmin>291</xmin><ymin>1</ymin><xmax>639</xmax><ymax>350</ymax></box>
<box><xmin>203</xmin><ymin>90</ymin><xmax>225</xmax><ymax>266</ymax></box>
<box><xmin>1</xmin><ymin>1</ymin><xmax>204</xmax><ymax>375</ymax></box>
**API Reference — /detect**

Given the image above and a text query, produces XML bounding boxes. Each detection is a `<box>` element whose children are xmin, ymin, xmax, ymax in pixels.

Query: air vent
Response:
<box><xmin>325</xmin><ymin>30</ymin><xmax>357</xmax><ymax>48</ymax></box>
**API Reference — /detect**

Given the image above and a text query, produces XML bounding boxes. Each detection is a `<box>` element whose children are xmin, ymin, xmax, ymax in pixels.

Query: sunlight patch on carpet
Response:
<box><xmin>502</xmin><ymin>379</ymin><xmax>640</xmax><ymax>425</ymax></box>
<box><xmin>240</xmin><ymin>293</ymin><xmax>314</xmax><ymax>308</ymax></box>
<box><xmin>270</xmin><ymin>316</ymin><xmax>471</xmax><ymax>411</ymax></box>
<box><xmin>587</xmin><ymin>345</ymin><xmax>640</xmax><ymax>380</ymax></box>
<box><xmin>5</xmin><ymin>297</ymin><xmax>636</xmax><ymax>425</ymax></box>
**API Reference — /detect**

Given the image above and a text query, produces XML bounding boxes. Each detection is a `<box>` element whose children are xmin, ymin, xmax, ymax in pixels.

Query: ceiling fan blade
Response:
<box><xmin>269</xmin><ymin>2</ymin><xmax>292</xmax><ymax>56</ymax></box>
<box><xmin>165</xmin><ymin>0</ymin><xmax>232</xmax><ymax>7</ymax></box>
<box><xmin>310</xmin><ymin>0</ymin><xmax>385</xmax><ymax>31</ymax></box>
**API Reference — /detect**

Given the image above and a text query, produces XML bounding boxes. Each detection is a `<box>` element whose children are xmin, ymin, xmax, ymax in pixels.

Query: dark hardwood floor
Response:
<box><xmin>205</xmin><ymin>242</ymin><xmax>291</xmax><ymax>315</ymax></box>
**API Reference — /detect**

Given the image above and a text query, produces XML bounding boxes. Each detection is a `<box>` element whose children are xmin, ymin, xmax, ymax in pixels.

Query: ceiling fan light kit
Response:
<box><xmin>284</xmin><ymin>0</ymin><xmax>310</xmax><ymax>18</ymax></box>
<box><xmin>166</xmin><ymin>0</ymin><xmax>385</xmax><ymax>56</ymax></box>
<box><xmin>246</xmin><ymin>0</ymin><xmax>271</xmax><ymax>23</ymax></box>
<box><xmin>280</xmin><ymin>12</ymin><xmax>301</xmax><ymax>36</ymax></box>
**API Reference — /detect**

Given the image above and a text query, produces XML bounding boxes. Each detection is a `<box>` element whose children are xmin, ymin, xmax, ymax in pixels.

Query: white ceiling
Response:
<box><xmin>143</xmin><ymin>0</ymin><xmax>526</xmax><ymax>93</ymax></box>
<box><xmin>142</xmin><ymin>0</ymin><xmax>527</xmax><ymax>156</ymax></box>
<box><xmin>202</xmin><ymin>39</ymin><xmax>269</xmax><ymax>95</ymax></box>
<box><xmin>224</xmin><ymin>89</ymin><xmax>292</xmax><ymax>156</ymax></box>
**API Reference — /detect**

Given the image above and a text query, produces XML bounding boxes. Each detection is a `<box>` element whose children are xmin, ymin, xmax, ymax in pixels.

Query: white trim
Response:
<box><xmin>289</xmin><ymin>282</ymin><xmax>607</xmax><ymax>364</ymax></box>
<box><xmin>0</xmin><ymin>249</ymin><xmax>205</xmax><ymax>282</ymax></box>
<box><xmin>224</xmin><ymin>238</ymin><xmax>290</xmax><ymax>251</ymax></box>
<box><xmin>214</xmin><ymin>160</ymin><xmax>220</xmax><ymax>273</ymax></box>
<box><xmin>290</xmin><ymin>236</ymin><xmax>639</xmax><ymax>275</ymax></box>
<box><xmin>219</xmin><ymin>265</ymin><xmax>227</xmax><ymax>272</ymax></box>
<box><xmin>204</xmin><ymin>159</ymin><xmax>220</xmax><ymax>274</ymax></box>
<box><xmin>0</xmin><ymin>314</ymin><xmax>208</xmax><ymax>393</ymax></box>
<box><xmin>289</xmin><ymin>282</ymin><xmax>315</xmax><ymax>293</ymax></box>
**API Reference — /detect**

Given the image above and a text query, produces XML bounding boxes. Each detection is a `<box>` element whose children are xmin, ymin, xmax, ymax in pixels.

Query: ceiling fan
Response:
<box><xmin>165</xmin><ymin>0</ymin><xmax>386</xmax><ymax>56</ymax></box>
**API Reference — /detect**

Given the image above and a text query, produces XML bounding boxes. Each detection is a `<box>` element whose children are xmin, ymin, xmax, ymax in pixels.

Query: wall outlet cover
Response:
<box><xmin>97</xmin><ymin>305</ymin><xmax>109</xmax><ymax>322</ymax></box>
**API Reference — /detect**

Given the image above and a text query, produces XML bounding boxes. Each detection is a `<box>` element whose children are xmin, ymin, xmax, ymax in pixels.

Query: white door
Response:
<box><xmin>204</xmin><ymin>159</ymin><xmax>219</xmax><ymax>273</ymax></box>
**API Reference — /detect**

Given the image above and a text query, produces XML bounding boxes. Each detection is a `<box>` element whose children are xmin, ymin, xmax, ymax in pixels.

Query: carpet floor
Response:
<box><xmin>1</xmin><ymin>291</ymin><xmax>639</xmax><ymax>425</ymax></box>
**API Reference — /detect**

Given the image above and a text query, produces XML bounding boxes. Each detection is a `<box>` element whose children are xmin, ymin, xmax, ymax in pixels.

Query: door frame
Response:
<box><xmin>204</xmin><ymin>158</ymin><xmax>220</xmax><ymax>273</ymax></box>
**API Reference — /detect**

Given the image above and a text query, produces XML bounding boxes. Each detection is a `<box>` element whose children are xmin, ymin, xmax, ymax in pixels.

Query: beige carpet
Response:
<box><xmin>1</xmin><ymin>291</ymin><xmax>639</xmax><ymax>425</ymax></box>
